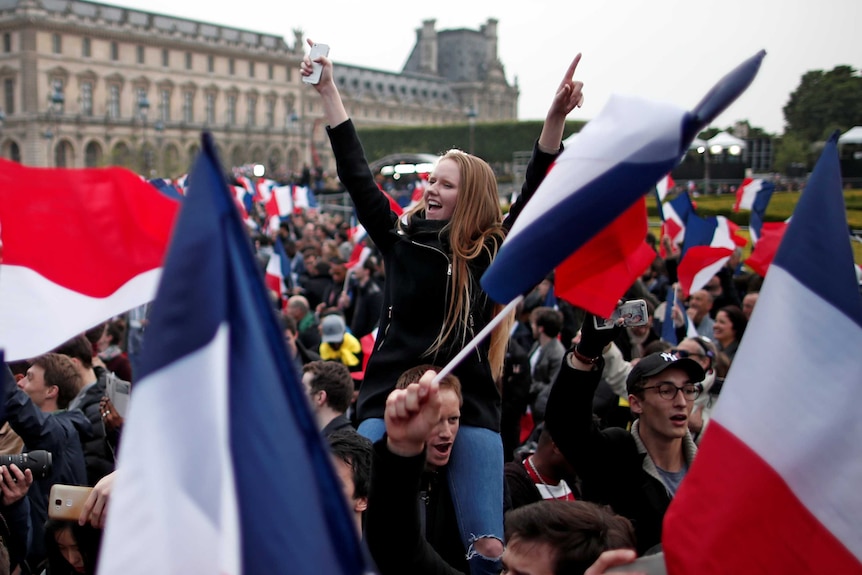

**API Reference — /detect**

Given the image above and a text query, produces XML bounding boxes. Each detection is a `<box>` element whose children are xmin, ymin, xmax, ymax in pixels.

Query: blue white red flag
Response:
<box><xmin>293</xmin><ymin>185</ymin><xmax>318</xmax><ymax>211</ymax></box>
<box><xmin>745</xmin><ymin>220</ymin><xmax>789</xmax><ymax>277</ymax></box>
<box><xmin>97</xmin><ymin>134</ymin><xmax>370</xmax><ymax>575</ymax></box>
<box><xmin>676</xmin><ymin>213</ymin><xmax>746</xmax><ymax>297</ymax></box>
<box><xmin>255</xmin><ymin>178</ymin><xmax>277</xmax><ymax>203</ymax></box>
<box><xmin>265</xmin><ymin>236</ymin><xmax>292</xmax><ymax>303</ymax></box>
<box><xmin>661</xmin><ymin>287</ymin><xmax>679</xmax><ymax>345</ymax></box>
<box><xmin>659</xmin><ymin>191</ymin><xmax>695</xmax><ymax>256</ymax></box>
<box><xmin>664</xmin><ymin>133</ymin><xmax>862</xmax><ymax>574</ymax></box>
<box><xmin>266</xmin><ymin>184</ymin><xmax>294</xmax><ymax>218</ymax></box>
<box><xmin>0</xmin><ymin>160</ymin><xmax>180</xmax><ymax>361</ymax></box>
<box><xmin>481</xmin><ymin>50</ymin><xmax>765</xmax><ymax>311</ymax></box>
<box><xmin>148</xmin><ymin>178</ymin><xmax>185</xmax><ymax>200</ymax></box>
<box><xmin>734</xmin><ymin>177</ymin><xmax>776</xmax><ymax>243</ymax></box>
<box><xmin>655</xmin><ymin>173</ymin><xmax>675</xmax><ymax>203</ymax></box>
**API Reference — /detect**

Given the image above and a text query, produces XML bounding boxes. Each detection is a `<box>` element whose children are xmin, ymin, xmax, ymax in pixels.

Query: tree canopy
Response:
<box><xmin>783</xmin><ymin>65</ymin><xmax>862</xmax><ymax>142</ymax></box>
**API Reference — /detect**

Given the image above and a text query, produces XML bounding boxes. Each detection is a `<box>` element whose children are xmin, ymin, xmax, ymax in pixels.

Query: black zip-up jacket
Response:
<box><xmin>328</xmin><ymin>120</ymin><xmax>558</xmax><ymax>431</ymax></box>
<box><xmin>545</xmin><ymin>359</ymin><xmax>678</xmax><ymax>555</ymax></box>
<box><xmin>367</xmin><ymin>439</ymin><xmax>466</xmax><ymax>575</ymax></box>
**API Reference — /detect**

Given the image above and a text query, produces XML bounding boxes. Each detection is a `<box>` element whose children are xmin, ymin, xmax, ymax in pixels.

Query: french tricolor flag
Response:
<box><xmin>266</xmin><ymin>184</ymin><xmax>295</xmax><ymax>219</ymax></box>
<box><xmin>745</xmin><ymin>220</ymin><xmax>789</xmax><ymax>277</ymax></box>
<box><xmin>0</xmin><ymin>160</ymin><xmax>180</xmax><ymax>361</ymax></box>
<box><xmin>264</xmin><ymin>236</ymin><xmax>292</xmax><ymax>303</ymax></box>
<box><xmin>292</xmin><ymin>185</ymin><xmax>318</xmax><ymax>211</ymax></box>
<box><xmin>676</xmin><ymin>213</ymin><xmax>746</xmax><ymax>297</ymax></box>
<box><xmin>481</xmin><ymin>51</ymin><xmax>765</xmax><ymax>317</ymax></box>
<box><xmin>655</xmin><ymin>173</ymin><xmax>675</xmax><ymax>203</ymax></box>
<box><xmin>734</xmin><ymin>177</ymin><xmax>776</xmax><ymax>243</ymax></box>
<box><xmin>664</xmin><ymin>132</ymin><xmax>862</xmax><ymax>575</ymax></box>
<box><xmin>255</xmin><ymin>178</ymin><xmax>277</xmax><ymax>203</ymax></box>
<box><xmin>659</xmin><ymin>191</ymin><xmax>695</xmax><ymax>252</ymax></box>
<box><xmin>97</xmin><ymin>134</ymin><xmax>370</xmax><ymax>575</ymax></box>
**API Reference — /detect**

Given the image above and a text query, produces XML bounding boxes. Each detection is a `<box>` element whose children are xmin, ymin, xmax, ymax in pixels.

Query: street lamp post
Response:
<box><xmin>153</xmin><ymin>119</ymin><xmax>164</xmax><ymax>177</ymax></box>
<box><xmin>44</xmin><ymin>83</ymin><xmax>64</xmax><ymax>166</ymax></box>
<box><xmin>138</xmin><ymin>92</ymin><xmax>150</xmax><ymax>175</ymax></box>
<box><xmin>466</xmin><ymin>107</ymin><xmax>477</xmax><ymax>154</ymax></box>
<box><xmin>0</xmin><ymin>109</ymin><xmax>5</xmax><ymax>156</ymax></box>
<box><xmin>697</xmin><ymin>144</ymin><xmax>711</xmax><ymax>195</ymax></box>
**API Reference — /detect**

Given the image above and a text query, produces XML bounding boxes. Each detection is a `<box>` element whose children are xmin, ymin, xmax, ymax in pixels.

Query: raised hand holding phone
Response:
<box><xmin>302</xmin><ymin>42</ymin><xmax>330</xmax><ymax>85</ymax></box>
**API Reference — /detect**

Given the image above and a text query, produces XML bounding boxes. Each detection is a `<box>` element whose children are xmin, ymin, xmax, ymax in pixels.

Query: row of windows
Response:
<box><xmin>337</xmin><ymin>76</ymin><xmax>447</xmax><ymax>101</ymax></box>
<box><xmin>47</xmin><ymin>79</ymin><xmax>292</xmax><ymax>128</ymax></box>
<box><xmin>8</xmin><ymin>32</ymin><xmax>290</xmax><ymax>81</ymax></box>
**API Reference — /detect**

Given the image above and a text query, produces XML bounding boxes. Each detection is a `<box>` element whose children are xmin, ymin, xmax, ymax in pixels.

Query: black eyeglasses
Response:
<box><xmin>640</xmin><ymin>382</ymin><xmax>702</xmax><ymax>401</ymax></box>
<box><xmin>669</xmin><ymin>349</ymin><xmax>705</xmax><ymax>359</ymax></box>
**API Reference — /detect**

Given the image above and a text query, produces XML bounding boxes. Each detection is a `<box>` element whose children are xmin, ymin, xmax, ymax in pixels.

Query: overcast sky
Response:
<box><xmin>108</xmin><ymin>0</ymin><xmax>861</xmax><ymax>135</ymax></box>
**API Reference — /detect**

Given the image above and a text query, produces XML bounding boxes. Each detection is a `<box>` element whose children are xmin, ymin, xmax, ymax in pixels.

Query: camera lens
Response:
<box><xmin>54</xmin><ymin>499</ymin><xmax>62</xmax><ymax>506</ymax></box>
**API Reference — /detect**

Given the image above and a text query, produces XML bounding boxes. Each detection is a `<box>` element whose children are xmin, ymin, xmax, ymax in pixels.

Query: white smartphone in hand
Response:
<box><xmin>303</xmin><ymin>43</ymin><xmax>330</xmax><ymax>85</ymax></box>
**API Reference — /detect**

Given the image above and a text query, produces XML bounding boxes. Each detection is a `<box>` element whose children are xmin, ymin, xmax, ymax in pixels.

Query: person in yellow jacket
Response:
<box><xmin>319</xmin><ymin>314</ymin><xmax>364</xmax><ymax>375</ymax></box>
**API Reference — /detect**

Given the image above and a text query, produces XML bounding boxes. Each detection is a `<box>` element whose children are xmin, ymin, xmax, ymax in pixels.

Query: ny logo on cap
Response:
<box><xmin>660</xmin><ymin>352</ymin><xmax>676</xmax><ymax>362</ymax></box>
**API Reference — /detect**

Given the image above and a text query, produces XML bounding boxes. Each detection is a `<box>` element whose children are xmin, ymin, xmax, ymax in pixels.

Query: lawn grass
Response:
<box><xmin>647</xmin><ymin>189</ymin><xmax>862</xmax><ymax>265</ymax></box>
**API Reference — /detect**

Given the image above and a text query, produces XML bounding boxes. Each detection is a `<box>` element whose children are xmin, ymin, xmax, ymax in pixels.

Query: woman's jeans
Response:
<box><xmin>358</xmin><ymin>418</ymin><xmax>504</xmax><ymax>575</ymax></box>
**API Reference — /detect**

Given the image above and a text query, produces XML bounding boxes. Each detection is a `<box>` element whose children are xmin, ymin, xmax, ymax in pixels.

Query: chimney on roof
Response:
<box><xmin>417</xmin><ymin>19</ymin><xmax>438</xmax><ymax>75</ymax></box>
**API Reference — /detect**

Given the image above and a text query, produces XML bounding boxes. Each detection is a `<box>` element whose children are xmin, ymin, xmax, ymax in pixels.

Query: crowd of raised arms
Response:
<box><xmin>0</xmin><ymin>46</ymin><xmax>795</xmax><ymax>575</ymax></box>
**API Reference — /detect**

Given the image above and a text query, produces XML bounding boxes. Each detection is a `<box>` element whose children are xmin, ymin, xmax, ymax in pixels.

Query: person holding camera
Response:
<box><xmin>3</xmin><ymin>353</ymin><xmax>89</xmax><ymax>569</ymax></box>
<box><xmin>544</xmin><ymin>312</ymin><xmax>705</xmax><ymax>555</ymax></box>
<box><xmin>303</xmin><ymin>41</ymin><xmax>585</xmax><ymax>575</ymax></box>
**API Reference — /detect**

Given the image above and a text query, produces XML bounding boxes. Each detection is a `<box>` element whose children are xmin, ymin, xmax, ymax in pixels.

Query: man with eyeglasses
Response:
<box><xmin>544</xmin><ymin>314</ymin><xmax>705</xmax><ymax>555</ymax></box>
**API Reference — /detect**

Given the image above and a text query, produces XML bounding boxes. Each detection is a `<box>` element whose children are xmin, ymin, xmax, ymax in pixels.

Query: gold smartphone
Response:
<box><xmin>48</xmin><ymin>485</ymin><xmax>93</xmax><ymax>521</ymax></box>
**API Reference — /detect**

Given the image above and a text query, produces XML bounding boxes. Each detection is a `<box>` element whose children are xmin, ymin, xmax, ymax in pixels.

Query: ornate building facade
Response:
<box><xmin>0</xmin><ymin>0</ymin><xmax>518</xmax><ymax>177</ymax></box>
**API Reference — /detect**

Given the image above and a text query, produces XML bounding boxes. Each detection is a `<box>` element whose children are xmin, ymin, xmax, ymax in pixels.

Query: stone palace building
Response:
<box><xmin>0</xmin><ymin>0</ymin><xmax>519</xmax><ymax>178</ymax></box>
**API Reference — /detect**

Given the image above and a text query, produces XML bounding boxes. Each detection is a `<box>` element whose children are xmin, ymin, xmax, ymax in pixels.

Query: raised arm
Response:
<box><xmin>544</xmin><ymin>315</ymin><xmax>623</xmax><ymax>480</ymax></box>
<box><xmin>506</xmin><ymin>54</ymin><xmax>585</xmax><ymax>228</ymax></box>
<box><xmin>366</xmin><ymin>373</ymin><xmax>462</xmax><ymax>575</ymax></box>
<box><xmin>301</xmin><ymin>40</ymin><xmax>396</xmax><ymax>248</ymax></box>
<box><xmin>300</xmin><ymin>38</ymin><xmax>348</xmax><ymax>128</ymax></box>
<box><xmin>538</xmin><ymin>53</ymin><xmax>585</xmax><ymax>153</ymax></box>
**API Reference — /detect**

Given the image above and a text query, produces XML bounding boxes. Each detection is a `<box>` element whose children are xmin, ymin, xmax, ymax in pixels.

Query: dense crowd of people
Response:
<box><xmin>0</xmin><ymin>46</ymin><xmax>834</xmax><ymax>575</ymax></box>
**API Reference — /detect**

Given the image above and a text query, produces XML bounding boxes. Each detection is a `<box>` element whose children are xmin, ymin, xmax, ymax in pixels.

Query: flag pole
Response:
<box><xmin>432</xmin><ymin>295</ymin><xmax>523</xmax><ymax>385</ymax></box>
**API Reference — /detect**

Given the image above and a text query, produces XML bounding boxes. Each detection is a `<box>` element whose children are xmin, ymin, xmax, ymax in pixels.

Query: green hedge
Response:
<box><xmin>355</xmin><ymin>120</ymin><xmax>585</xmax><ymax>165</ymax></box>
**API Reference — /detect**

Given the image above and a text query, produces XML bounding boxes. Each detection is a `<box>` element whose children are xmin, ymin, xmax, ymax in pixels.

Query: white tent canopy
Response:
<box><xmin>689</xmin><ymin>138</ymin><xmax>708</xmax><ymax>151</ymax></box>
<box><xmin>839</xmin><ymin>126</ymin><xmax>862</xmax><ymax>144</ymax></box>
<box><xmin>707</xmin><ymin>131</ymin><xmax>747</xmax><ymax>150</ymax></box>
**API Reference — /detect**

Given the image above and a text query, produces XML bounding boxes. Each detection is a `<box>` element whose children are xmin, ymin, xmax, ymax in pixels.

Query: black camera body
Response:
<box><xmin>0</xmin><ymin>450</ymin><xmax>53</xmax><ymax>480</ymax></box>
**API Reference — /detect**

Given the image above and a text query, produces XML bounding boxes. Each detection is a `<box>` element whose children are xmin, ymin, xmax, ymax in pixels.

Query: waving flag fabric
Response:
<box><xmin>553</xmin><ymin>199</ymin><xmax>656</xmax><ymax>317</ymax></box>
<box><xmin>264</xmin><ymin>236</ymin><xmax>292</xmax><ymax>303</ymax></box>
<box><xmin>480</xmin><ymin>94</ymin><xmax>687</xmax><ymax>308</ymax></box>
<box><xmin>655</xmin><ymin>173</ymin><xmax>675</xmax><ymax>203</ymax></box>
<box><xmin>255</xmin><ymin>178</ymin><xmax>276</xmax><ymax>203</ymax></box>
<box><xmin>659</xmin><ymin>191</ymin><xmax>695</xmax><ymax>252</ymax></box>
<box><xmin>97</xmin><ymin>134</ymin><xmax>369</xmax><ymax>575</ymax></box>
<box><xmin>661</xmin><ymin>287</ymin><xmax>679</xmax><ymax>345</ymax></box>
<box><xmin>0</xmin><ymin>160</ymin><xmax>180</xmax><ymax>361</ymax></box>
<box><xmin>734</xmin><ymin>178</ymin><xmax>776</xmax><ymax>243</ymax></box>
<box><xmin>745</xmin><ymin>221</ymin><xmax>789</xmax><ymax>277</ymax></box>
<box><xmin>148</xmin><ymin>178</ymin><xmax>184</xmax><ymax>200</ymax></box>
<box><xmin>677</xmin><ymin>214</ymin><xmax>746</xmax><ymax>297</ymax></box>
<box><xmin>292</xmin><ymin>185</ymin><xmax>318</xmax><ymax>211</ymax></box>
<box><xmin>663</xmin><ymin>133</ymin><xmax>862</xmax><ymax>575</ymax></box>
<box><xmin>481</xmin><ymin>51</ymin><xmax>765</xmax><ymax>311</ymax></box>
<box><xmin>266</xmin><ymin>184</ymin><xmax>295</xmax><ymax>219</ymax></box>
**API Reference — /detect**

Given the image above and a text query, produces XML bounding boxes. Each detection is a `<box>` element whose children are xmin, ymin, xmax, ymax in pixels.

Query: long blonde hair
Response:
<box><xmin>398</xmin><ymin>149</ymin><xmax>511</xmax><ymax>381</ymax></box>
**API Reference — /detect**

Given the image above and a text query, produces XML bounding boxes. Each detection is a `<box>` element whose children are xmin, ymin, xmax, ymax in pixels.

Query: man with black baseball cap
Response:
<box><xmin>543</xmin><ymin>309</ymin><xmax>705</xmax><ymax>555</ymax></box>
